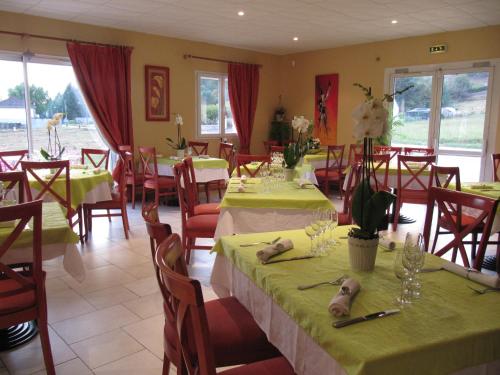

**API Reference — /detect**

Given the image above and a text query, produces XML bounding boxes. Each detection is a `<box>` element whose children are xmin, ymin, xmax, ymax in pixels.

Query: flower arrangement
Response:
<box><xmin>40</xmin><ymin>113</ymin><xmax>65</xmax><ymax>160</ymax></box>
<box><xmin>166</xmin><ymin>114</ymin><xmax>187</xmax><ymax>150</ymax></box>
<box><xmin>283</xmin><ymin>116</ymin><xmax>310</xmax><ymax>169</ymax></box>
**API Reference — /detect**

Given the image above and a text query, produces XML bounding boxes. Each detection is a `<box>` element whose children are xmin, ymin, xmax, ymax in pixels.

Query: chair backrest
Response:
<box><xmin>270</xmin><ymin>145</ymin><xmax>285</xmax><ymax>154</ymax></box>
<box><xmin>0</xmin><ymin>200</ymin><xmax>43</xmax><ymax>310</ymax></box>
<box><xmin>0</xmin><ymin>171</ymin><xmax>25</xmax><ymax>203</ymax></box>
<box><xmin>368</xmin><ymin>154</ymin><xmax>390</xmax><ymax>191</ymax></box>
<box><xmin>0</xmin><ymin>150</ymin><xmax>29</xmax><ymax>172</ymax></box>
<box><xmin>188</xmin><ymin>141</ymin><xmax>209</xmax><ymax>156</ymax></box>
<box><xmin>119</xmin><ymin>149</ymin><xmax>136</xmax><ymax>182</ymax></box>
<box><xmin>183</xmin><ymin>157</ymin><xmax>200</xmax><ymax>210</ymax></box>
<box><xmin>396</xmin><ymin>155</ymin><xmax>436</xmax><ymax>197</ymax></box>
<box><xmin>347</xmin><ymin>144</ymin><xmax>363</xmax><ymax>166</ymax></box>
<box><xmin>431</xmin><ymin>165</ymin><xmax>461</xmax><ymax>191</ymax></box>
<box><xmin>403</xmin><ymin>147</ymin><xmax>434</xmax><ymax>156</ymax></box>
<box><xmin>324</xmin><ymin>145</ymin><xmax>345</xmax><ymax>175</ymax></box>
<box><xmin>374</xmin><ymin>146</ymin><xmax>402</xmax><ymax>162</ymax></box>
<box><xmin>341</xmin><ymin>163</ymin><xmax>362</xmax><ymax>220</ymax></box>
<box><xmin>235</xmin><ymin>154</ymin><xmax>270</xmax><ymax>177</ymax></box>
<box><xmin>138</xmin><ymin>146</ymin><xmax>159</xmax><ymax>181</ymax></box>
<box><xmin>219</xmin><ymin>142</ymin><xmax>234</xmax><ymax>173</ymax></box>
<box><xmin>423</xmin><ymin>187</ymin><xmax>499</xmax><ymax>270</ymax></box>
<box><xmin>492</xmin><ymin>153</ymin><xmax>500</xmax><ymax>182</ymax></box>
<box><xmin>155</xmin><ymin>234</ymin><xmax>216</xmax><ymax>375</ymax></box>
<box><xmin>21</xmin><ymin>160</ymin><xmax>72</xmax><ymax>217</ymax></box>
<box><xmin>173</xmin><ymin>163</ymin><xmax>191</xmax><ymax>229</ymax></box>
<box><xmin>263</xmin><ymin>140</ymin><xmax>279</xmax><ymax>154</ymax></box>
<box><xmin>114</xmin><ymin>153</ymin><xmax>128</xmax><ymax>204</ymax></box>
<box><xmin>81</xmin><ymin>148</ymin><xmax>110</xmax><ymax>169</ymax></box>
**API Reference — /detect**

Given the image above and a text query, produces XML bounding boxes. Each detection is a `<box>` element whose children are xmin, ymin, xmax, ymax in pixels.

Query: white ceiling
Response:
<box><xmin>1</xmin><ymin>0</ymin><xmax>500</xmax><ymax>55</ymax></box>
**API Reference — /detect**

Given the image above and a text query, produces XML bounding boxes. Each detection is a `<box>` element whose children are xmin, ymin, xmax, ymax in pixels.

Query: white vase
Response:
<box><xmin>347</xmin><ymin>235</ymin><xmax>379</xmax><ymax>271</ymax></box>
<box><xmin>284</xmin><ymin>168</ymin><xmax>295</xmax><ymax>181</ymax></box>
<box><xmin>177</xmin><ymin>149</ymin><xmax>185</xmax><ymax>158</ymax></box>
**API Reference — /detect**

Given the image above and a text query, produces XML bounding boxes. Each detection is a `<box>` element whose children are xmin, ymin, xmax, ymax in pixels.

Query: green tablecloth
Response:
<box><xmin>28</xmin><ymin>168</ymin><xmax>112</xmax><ymax>209</ymax></box>
<box><xmin>213</xmin><ymin>225</ymin><xmax>500</xmax><ymax>375</ymax></box>
<box><xmin>221</xmin><ymin>178</ymin><xmax>333</xmax><ymax>210</ymax></box>
<box><xmin>0</xmin><ymin>202</ymin><xmax>79</xmax><ymax>249</ymax></box>
<box><xmin>304</xmin><ymin>152</ymin><xmax>328</xmax><ymax>163</ymax></box>
<box><xmin>459</xmin><ymin>182</ymin><xmax>500</xmax><ymax>200</ymax></box>
<box><xmin>231</xmin><ymin>163</ymin><xmax>314</xmax><ymax>179</ymax></box>
<box><xmin>157</xmin><ymin>156</ymin><xmax>228</xmax><ymax>169</ymax></box>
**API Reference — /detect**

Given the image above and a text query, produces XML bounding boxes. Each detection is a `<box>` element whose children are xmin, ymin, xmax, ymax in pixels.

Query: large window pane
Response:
<box><xmin>199</xmin><ymin>76</ymin><xmax>220</xmax><ymax>135</ymax></box>
<box><xmin>391</xmin><ymin>75</ymin><xmax>433</xmax><ymax>147</ymax></box>
<box><xmin>26</xmin><ymin>62</ymin><xmax>106</xmax><ymax>162</ymax></box>
<box><xmin>224</xmin><ymin>78</ymin><xmax>236</xmax><ymax>135</ymax></box>
<box><xmin>0</xmin><ymin>59</ymin><xmax>28</xmax><ymax>151</ymax></box>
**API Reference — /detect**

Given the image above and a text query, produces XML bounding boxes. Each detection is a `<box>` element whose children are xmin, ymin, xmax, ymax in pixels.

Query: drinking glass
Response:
<box><xmin>305</xmin><ymin>225</ymin><xmax>318</xmax><ymax>255</ymax></box>
<box><xmin>326</xmin><ymin>209</ymin><xmax>338</xmax><ymax>246</ymax></box>
<box><xmin>187</xmin><ymin>147</ymin><xmax>193</xmax><ymax>156</ymax></box>
<box><xmin>393</xmin><ymin>248</ymin><xmax>411</xmax><ymax>306</ymax></box>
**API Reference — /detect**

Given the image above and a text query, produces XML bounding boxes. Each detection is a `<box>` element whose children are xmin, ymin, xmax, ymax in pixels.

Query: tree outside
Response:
<box><xmin>8</xmin><ymin>84</ymin><xmax>50</xmax><ymax>117</ymax></box>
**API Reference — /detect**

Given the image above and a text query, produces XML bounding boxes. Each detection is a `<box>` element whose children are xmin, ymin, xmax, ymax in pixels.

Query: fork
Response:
<box><xmin>239</xmin><ymin>237</ymin><xmax>281</xmax><ymax>247</ymax></box>
<box><xmin>467</xmin><ymin>285</ymin><xmax>500</xmax><ymax>294</ymax></box>
<box><xmin>297</xmin><ymin>275</ymin><xmax>348</xmax><ymax>290</ymax></box>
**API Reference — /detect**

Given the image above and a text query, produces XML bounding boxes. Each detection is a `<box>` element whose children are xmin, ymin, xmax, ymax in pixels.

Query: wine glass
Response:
<box><xmin>305</xmin><ymin>225</ymin><xmax>318</xmax><ymax>255</ymax></box>
<box><xmin>326</xmin><ymin>209</ymin><xmax>338</xmax><ymax>246</ymax></box>
<box><xmin>394</xmin><ymin>247</ymin><xmax>411</xmax><ymax>306</ymax></box>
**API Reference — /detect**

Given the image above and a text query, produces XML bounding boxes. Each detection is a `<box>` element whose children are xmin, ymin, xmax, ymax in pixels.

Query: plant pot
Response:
<box><xmin>176</xmin><ymin>149</ymin><xmax>185</xmax><ymax>158</ymax></box>
<box><xmin>347</xmin><ymin>235</ymin><xmax>379</xmax><ymax>272</ymax></box>
<box><xmin>284</xmin><ymin>168</ymin><xmax>295</xmax><ymax>181</ymax></box>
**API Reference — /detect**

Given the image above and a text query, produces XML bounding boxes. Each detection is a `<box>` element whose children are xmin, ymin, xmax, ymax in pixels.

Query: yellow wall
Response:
<box><xmin>278</xmin><ymin>25</ymin><xmax>500</xmax><ymax>150</ymax></box>
<box><xmin>0</xmin><ymin>11</ymin><xmax>280</xmax><ymax>155</ymax></box>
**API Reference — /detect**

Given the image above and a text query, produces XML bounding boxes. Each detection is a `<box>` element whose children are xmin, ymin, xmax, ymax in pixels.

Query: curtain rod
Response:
<box><xmin>0</xmin><ymin>30</ymin><xmax>132</xmax><ymax>49</ymax></box>
<box><xmin>183</xmin><ymin>54</ymin><xmax>262</xmax><ymax>67</ymax></box>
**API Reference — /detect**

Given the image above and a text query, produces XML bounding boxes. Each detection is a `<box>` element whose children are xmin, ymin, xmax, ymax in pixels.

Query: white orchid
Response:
<box><xmin>175</xmin><ymin>113</ymin><xmax>183</xmax><ymax>126</ymax></box>
<box><xmin>46</xmin><ymin>113</ymin><xmax>64</xmax><ymax>131</ymax></box>
<box><xmin>291</xmin><ymin>116</ymin><xmax>310</xmax><ymax>134</ymax></box>
<box><xmin>352</xmin><ymin>99</ymin><xmax>388</xmax><ymax>140</ymax></box>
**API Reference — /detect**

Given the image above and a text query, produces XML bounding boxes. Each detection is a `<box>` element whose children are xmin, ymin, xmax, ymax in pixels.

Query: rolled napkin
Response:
<box><xmin>256</xmin><ymin>239</ymin><xmax>294</xmax><ymax>262</ymax></box>
<box><xmin>443</xmin><ymin>262</ymin><xmax>500</xmax><ymax>288</ymax></box>
<box><xmin>44</xmin><ymin>173</ymin><xmax>66</xmax><ymax>180</ymax></box>
<box><xmin>297</xmin><ymin>178</ymin><xmax>310</xmax><ymax>188</ymax></box>
<box><xmin>328</xmin><ymin>278</ymin><xmax>361</xmax><ymax>317</ymax></box>
<box><xmin>93</xmin><ymin>168</ymin><xmax>102</xmax><ymax>174</ymax></box>
<box><xmin>240</xmin><ymin>175</ymin><xmax>247</xmax><ymax>183</ymax></box>
<box><xmin>71</xmin><ymin>164</ymin><xmax>88</xmax><ymax>169</ymax></box>
<box><xmin>198</xmin><ymin>154</ymin><xmax>210</xmax><ymax>159</ymax></box>
<box><xmin>470</xmin><ymin>184</ymin><xmax>492</xmax><ymax>190</ymax></box>
<box><xmin>379</xmin><ymin>237</ymin><xmax>396</xmax><ymax>251</ymax></box>
<box><xmin>237</xmin><ymin>184</ymin><xmax>245</xmax><ymax>193</ymax></box>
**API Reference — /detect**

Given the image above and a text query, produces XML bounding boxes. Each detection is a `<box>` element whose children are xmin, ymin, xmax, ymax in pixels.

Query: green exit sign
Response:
<box><xmin>430</xmin><ymin>44</ymin><xmax>447</xmax><ymax>54</ymax></box>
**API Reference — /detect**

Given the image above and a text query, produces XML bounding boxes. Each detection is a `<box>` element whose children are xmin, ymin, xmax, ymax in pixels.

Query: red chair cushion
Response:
<box><xmin>439</xmin><ymin>213</ymin><xmax>481</xmax><ymax>231</ymax></box>
<box><xmin>0</xmin><ymin>278</ymin><xmax>36</xmax><ymax>315</ymax></box>
<box><xmin>185</xmin><ymin>214</ymin><xmax>218</xmax><ymax>235</ymax></box>
<box><xmin>315</xmin><ymin>169</ymin><xmax>341</xmax><ymax>180</ymax></box>
<box><xmin>194</xmin><ymin>203</ymin><xmax>220</xmax><ymax>216</ymax></box>
<box><xmin>144</xmin><ymin>177</ymin><xmax>176</xmax><ymax>189</ymax></box>
<box><xmin>126</xmin><ymin>175</ymin><xmax>144</xmax><ymax>185</ymax></box>
<box><xmin>206</xmin><ymin>297</ymin><xmax>280</xmax><ymax>366</ymax></box>
<box><xmin>338</xmin><ymin>212</ymin><xmax>351</xmax><ymax>226</ymax></box>
<box><xmin>221</xmin><ymin>357</ymin><xmax>295</xmax><ymax>374</ymax></box>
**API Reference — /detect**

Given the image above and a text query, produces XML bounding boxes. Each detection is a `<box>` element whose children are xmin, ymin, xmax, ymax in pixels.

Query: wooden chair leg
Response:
<box><xmin>393</xmin><ymin>199</ymin><xmax>401</xmax><ymax>230</ymax></box>
<box><xmin>185</xmin><ymin>236</ymin><xmax>193</xmax><ymax>265</ymax></box>
<box><xmin>131</xmin><ymin>183</ymin><xmax>136</xmax><ymax>209</ymax></box>
<box><xmin>107</xmin><ymin>209</ymin><xmax>111</xmax><ymax>222</ymax></box>
<box><xmin>204</xmin><ymin>183</ymin><xmax>210</xmax><ymax>203</ymax></box>
<box><xmin>37</xmin><ymin>319</ymin><xmax>55</xmax><ymax>375</ymax></box>
<box><xmin>122</xmin><ymin>207</ymin><xmax>129</xmax><ymax>240</ymax></box>
<box><xmin>162</xmin><ymin>353</ymin><xmax>170</xmax><ymax>375</ymax></box>
<box><xmin>431</xmin><ymin>216</ymin><xmax>440</xmax><ymax>254</ymax></box>
<box><xmin>77</xmin><ymin>206</ymin><xmax>84</xmax><ymax>245</ymax></box>
<box><xmin>471</xmin><ymin>232</ymin><xmax>478</xmax><ymax>259</ymax></box>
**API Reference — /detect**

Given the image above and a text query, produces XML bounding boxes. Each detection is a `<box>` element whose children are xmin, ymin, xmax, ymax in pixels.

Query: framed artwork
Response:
<box><xmin>145</xmin><ymin>65</ymin><xmax>170</xmax><ymax>121</ymax></box>
<box><xmin>314</xmin><ymin>73</ymin><xmax>339</xmax><ymax>144</ymax></box>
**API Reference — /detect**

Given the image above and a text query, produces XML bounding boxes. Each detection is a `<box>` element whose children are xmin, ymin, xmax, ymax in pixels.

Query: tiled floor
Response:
<box><xmin>0</xmin><ymin>194</ymin><xmax>495</xmax><ymax>374</ymax></box>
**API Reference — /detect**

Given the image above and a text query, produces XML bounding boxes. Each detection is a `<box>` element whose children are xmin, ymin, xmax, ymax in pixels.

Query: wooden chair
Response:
<box><xmin>235</xmin><ymin>154</ymin><xmax>271</xmax><ymax>177</ymax></box>
<box><xmin>118</xmin><ymin>145</ymin><xmax>143</xmax><ymax>209</ymax></box>
<box><xmin>183</xmin><ymin>158</ymin><xmax>220</xmax><ymax>216</ymax></box>
<box><xmin>83</xmin><ymin>153</ymin><xmax>130</xmax><ymax>240</ymax></box>
<box><xmin>393</xmin><ymin>155</ymin><xmax>436</xmax><ymax>229</ymax></box>
<box><xmin>374</xmin><ymin>146</ymin><xmax>402</xmax><ymax>162</ymax></box>
<box><xmin>173</xmin><ymin>163</ymin><xmax>218</xmax><ymax>264</ymax></box>
<box><xmin>0</xmin><ymin>200</ymin><xmax>55</xmax><ymax>374</ymax></box>
<box><xmin>347</xmin><ymin>144</ymin><xmax>363</xmax><ymax>167</ymax></box>
<box><xmin>0</xmin><ymin>150</ymin><xmax>29</xmax><ymax>172</ymax></box>
<box><xmin>403</xmin><ymin>147</ymin><xmax>434</xmax><ymax>156</ymax></box>
<box><xmin>0</xmin><ymin>171</ymin><xmax>25</xmax><ymax>203</ymax></box>
<box><xmin>315</xmin><ymin>145</ymin><xmax>345</xmax><ymax>197</ymax></box>
<box><xmin>154</xmin><ymin>234</ymin><xmax>288</xmax><ymax>375</ymax></box>
<box><xmin>139</xmin><ymin>146</ymin><xmax>177</xmax><ymax>207</ymax></box>
<box><xmin>270</xmin><ymin>145</ymin><xmax>285</xmax><ymax>154</ymax></box>
<box><xmin>263</xmin><ymin>140</ymin><xmax>279</xmax><ymax>154</ymax></box>
<box><xmin>492</xmin><ymin>153</ymin><xmax>500</xmax><ymax>182</ymax></box>
<box><xmin>188</xmin><ymin>141</ymin><xmax>209</xmax><ymax>156</ymax></box>
<box><xmin>367</xmin><ymin>154</ymin><xmax>391</xmax><ymax>192</ymax></box>
<box><xmin>339</xmin><ymin>163</ymin><xmax>362</xmax><ymax>226</ymax></box>
<box><xmin>205</xmin><ymin>142</ymin><xmax>234</xmax><ymax>199</ymax></box>
<box><xmin>81</xmin><ymin>148</ymin><xmax>110</xmax><ymax>169</ymax></box>
<box><xmin>21</xmin><ymin>160</ymin><xmax>84</xmax><ymax>244</ymax></box>
<box><xmin>423</xmin><ymin>187</ymin><xmax>499</xmax><ymax>270</ymax></box>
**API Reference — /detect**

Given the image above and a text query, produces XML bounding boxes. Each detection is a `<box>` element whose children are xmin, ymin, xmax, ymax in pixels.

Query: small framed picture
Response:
<box><xmin>145</xmin><ymin>65</ymin><xmax>170</xmax><ymax>121</ymax></box>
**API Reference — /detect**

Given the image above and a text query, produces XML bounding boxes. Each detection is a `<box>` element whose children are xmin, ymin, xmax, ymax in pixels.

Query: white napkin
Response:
<box><xmin>71</xmin><ymin>164</ymin><xmax>88</xmax><ymax>169</ymax></box>
<box><xmin>240</xmin><ymin>175</ymin><xmax>247</xmax><ymax>183</ymax></box>
<box><xmin>379</xmin><ymin>238</ymin><xmax>396</xmax><ymax>251</ymax></box>
<box><xmin>256</xmin><ymin>239</ymin><xmax>294</xmax><ymax>262</ymax></box>
<box><xmin>443</xmin><ymin>262</ymin><xmax>500</xmax><ymax>288</ymax></box>
<box><xmin>198</xmin><ymin>154</ymin><xmax>210</xmax><ymax>159</ymax></box>
<box><xmin>93</xmin><ymin>168</ymin><xmax>102</xmax><ymax>174</ymax></box>
<box><xmin>328</xmin><ymin>278</ymin><xmax>361</xmax><ymax>317</ymax></box>
<box><xmin>237</xmin><ymin>184</ymin><xmax>246</xmax><ymax>192</ymax></box>
<box><xmin>297</xmin><ymin>178</ymin><xmax>310</xmax><ymax>188</ymax></box>
<box><xmin>44</xmin><ymin>173</ymin><xmax>66</xmax><ymax>180</ymax></box>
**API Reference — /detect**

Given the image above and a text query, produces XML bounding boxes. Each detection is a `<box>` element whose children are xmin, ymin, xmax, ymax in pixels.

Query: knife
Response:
<box><xmin>262</xmin><ymin>255</ymin><xmax>315</xmax><ymax>264</ymax></box>
<box><xmin>333</xmin><ymin>309</ymin><xmax>400</xmax><ymax>328</ymax></box>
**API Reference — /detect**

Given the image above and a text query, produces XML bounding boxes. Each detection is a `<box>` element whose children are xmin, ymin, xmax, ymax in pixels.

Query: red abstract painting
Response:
<box><xmin>314</xmin><ymin>73</ymin><xmax>339</xmax><ymax>144</ymax></box>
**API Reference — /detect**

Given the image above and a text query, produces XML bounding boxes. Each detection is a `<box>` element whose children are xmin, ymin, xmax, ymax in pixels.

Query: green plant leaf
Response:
<box><xmin>352</xmin><ymin>178</ymin><xmax>373</xmax><ymax>228</ymax></box>
<box><xmin>40</xmin><ymin>148</ymin><xmax>50</xmax><ymax>160</ymax></box>
<box><xmin>362</xmin><ymin>190</ymin><xmax>396</xmax><ymax>234</ymax></box>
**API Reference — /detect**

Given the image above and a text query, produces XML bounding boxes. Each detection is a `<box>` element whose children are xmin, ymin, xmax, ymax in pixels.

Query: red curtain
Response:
<box><xmin>67</xmin><ymin>42</ymin><xmax>133</xmax><ymax>181</ymax></box>
<box><xmin>228</xmin><ymin>63</ymin><xmax>260</xmax><ymax>154</ymax></box>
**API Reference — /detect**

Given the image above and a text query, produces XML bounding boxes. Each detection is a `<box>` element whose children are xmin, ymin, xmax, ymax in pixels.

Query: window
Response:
<box><xmin>197</xmin><ymin>72</ymin><xmax>235</xmax><ymax>138</ymax></box>
<box><xmin>0</xmin><ymin>53</ymin><xmax>106</xmax><ymax>162</ymax></box>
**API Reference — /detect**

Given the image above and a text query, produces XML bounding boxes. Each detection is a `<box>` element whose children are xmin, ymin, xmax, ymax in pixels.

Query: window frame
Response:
<box><xmin>195</xmin><ymin>71</ymin><xmax>237</xmax><ymax>140</ymax></box>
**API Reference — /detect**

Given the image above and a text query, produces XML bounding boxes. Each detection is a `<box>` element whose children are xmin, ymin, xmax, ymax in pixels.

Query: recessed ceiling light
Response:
<box><xmin>391</xmin><ymin>20</ymin><xmax>398</xmax><ymax>24</ymax></box>
<box><xmin>238</xmin><ymin>11</ymin><xmax>245</xmax><ymax>16</ymax></box>
<box><xmin>293</xmin><ymin>37</ymin><xmax>299</xmax><ymax>41</ymax></box>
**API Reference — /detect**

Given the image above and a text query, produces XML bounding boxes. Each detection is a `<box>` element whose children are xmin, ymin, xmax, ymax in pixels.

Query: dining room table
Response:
<box><xmin>211</xmin><ymin>225</ymin><xmax>500</xmax><ymax>375</ymax></box>
<box><xmin>155</xmin><ymin>155</ymin><xmax>229</xmax><ymax>183</ymax></box>
<box><xmin>214</xmin><ymin>177</ymin><xmax>334</xmax><ymax>239</ymax></box>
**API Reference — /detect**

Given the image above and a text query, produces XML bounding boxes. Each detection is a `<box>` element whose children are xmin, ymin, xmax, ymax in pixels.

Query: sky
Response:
<box><xmin>0</xmin><ymin>60</ymin><xmax>79</xmax><ymax>101</ymax></box>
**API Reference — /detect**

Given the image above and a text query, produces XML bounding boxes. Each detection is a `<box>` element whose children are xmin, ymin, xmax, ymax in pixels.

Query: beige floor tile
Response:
<box><xmin>82</xmin><ymin>286</ymin><xmax>138</xmax><ymax>309</ymax></box>
<box><xmin>44</xmin><ymin>278</ymin><xmax>70</xmax><ymax>294</ymax></box>
<box><xmin>79</xmin><ymin>252</ymin><xmax>110</xmax><ymax>270</ymax></box>
<box><xmin>123</xmin><ymin>276</ymin><xmax>159</xmax><ymax>297</ymax></box>
<box><xmin>33</xmin><ymin>358</ymin><xmax>92</xmax><ymax>375</ymax></box>
<box><xmin>123</xmin><ymin>314</ymin><xmax>164</xmax><ymax>359</ymax></box>
<box><xmin>93</xmin><ymin>350</ymin><xmax>163</xmax><ymax>375</ymax></box>
<box><xmin>70</xmin><ymin>329</ymin><xmax>143</xmax><ymax>369</ymax></box>
<box><xmin>61</xmin><ymin>265</ymin><xmax>136</xmax><ymax>294</ymax></box>
<box><xmin>52</xmin><ymin>305</ymin><xmax>140</xmax><ymax>344</ymax></box>
<box><xmin>95</xmin><ymin>247</ymin><xmax>150</xmax><ymax>269</ymax></box>
<box><xmin>0</xmin><ymin>326</ymin><xmax>76</xmax><ymax>375</ymax></box>
<box><xmin>47</xmin><ymin>289</ymin><xmax>96</xmax><ymax>324</ymax></box>
<box><xmin>120</xmin><ymin>262</ymin><xmax>155</xmax><ymax>279</ymax></box>
<box><xmin>122</xmin><ymin>292</ymin><xmax>163</xmax><ymax>319</ymax></box>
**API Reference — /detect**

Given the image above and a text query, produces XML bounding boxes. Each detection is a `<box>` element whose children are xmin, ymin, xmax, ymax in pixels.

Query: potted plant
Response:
<box><xmin>40</xmin><ymin>112</ymin><xmax>65</xmax><ymax>161</ymax></box>
<box><xmin>282</xmin><ymin>116</ymin><xmax>309</xmax><ymax>181</ymax></box>
<box><xmin>166</xmin><ymin>113</ymin><xmax>186</xmax><ymax>158</ymax></box>
<box><xmin>348</xmin><ymin>83</ymin><xmax>411</xmax><ymax>271</ymax></box>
